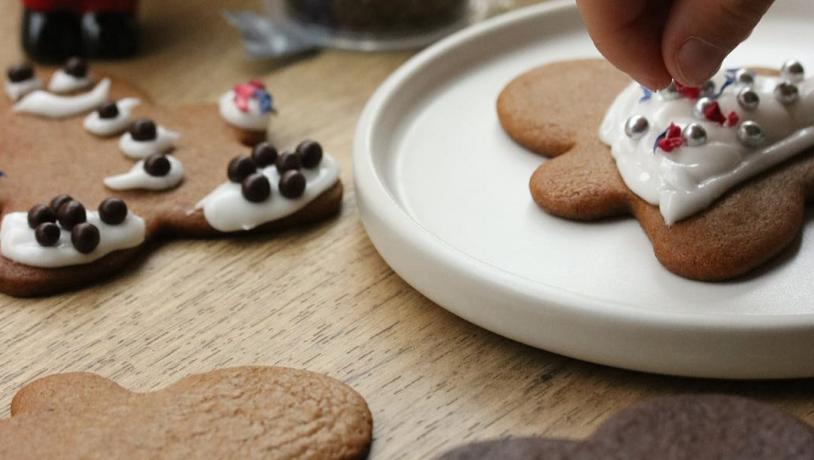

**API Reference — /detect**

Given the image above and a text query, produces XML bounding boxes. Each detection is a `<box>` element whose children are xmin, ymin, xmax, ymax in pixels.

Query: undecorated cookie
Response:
<box><xmin>0</xmin><ymin>366</ymin><xmax>372</xmax><ymax>460</ymax></box>
<box><xmin>439</xmin><ymin>395</ymin><xmax>814</xmax><ymax>459</ymax></box>
<box><xmin>498</xmin><ymin>59</ymin><xmax>814</xmax><ymax>281</ymax></box>
<box><xmin>0</xmin><ymin>66</ymin><xmax>343</xmax><ymax>297</ymax></box>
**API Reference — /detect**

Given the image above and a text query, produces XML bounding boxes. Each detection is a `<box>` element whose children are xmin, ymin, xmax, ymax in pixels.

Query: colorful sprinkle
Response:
<box><xmin>640</xmin><ymin>86</ymin><xmax>653</xmax><ymax>102</ymax></box>
<box><xmin>233</xmin><ymin>80</ymin><xmax>275</xmax><ymax>114</ymax></box>
<box><xmin>654</xmin><ymin>123</ymin><xmax>683</xmax><ymax>153</ymax></box>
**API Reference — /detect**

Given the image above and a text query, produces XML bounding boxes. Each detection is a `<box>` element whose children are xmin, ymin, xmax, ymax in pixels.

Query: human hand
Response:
<box><xmin>575</xmin><ymin>0</ymin><xmax>775</xmax><ymax>89</ymax></box>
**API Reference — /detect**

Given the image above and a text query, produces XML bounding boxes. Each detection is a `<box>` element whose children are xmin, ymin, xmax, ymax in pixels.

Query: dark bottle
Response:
<box><xmin>21</xmin><ymin>0</ymin><xmax>138</xmax><ymax>62</ymax></box>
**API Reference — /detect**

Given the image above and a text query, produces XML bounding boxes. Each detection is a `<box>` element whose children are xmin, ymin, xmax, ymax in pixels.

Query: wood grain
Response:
<box><xmin>0</xmin><ymin>1</ymin><xmax>812</xmax><ymax>459</ymax></box>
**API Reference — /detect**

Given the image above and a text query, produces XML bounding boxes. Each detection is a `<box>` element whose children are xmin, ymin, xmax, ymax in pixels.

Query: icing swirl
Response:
<box><xmin>13</xmin><ymin>78</ymin><xmax>111</xmax><ymax>119</ymax></box>
<box><xmin>1</xmin><ymin>211</ymin><xmax>145</xmax><ymax>268</ymax></box>
<box><xmin>84</xmin><ymin>98</ymin><xmax>140</xmax><ymax>137</ymax></box>
<box><xmin>600</xmin><ymin>68</ymin><xmax>814</xmax><ymax>224</ymax></box>
<box><xmin>48</xmin><ymin>68</ymin><xmax>93</xmax><ymax>94</ymax></box>
<box><xmin>119</xmin><ymin>126</ymin><xmax>180</xmax><ymax>159</ymax></box>
<box><xmin>104</xmin><ymin>155</ymin><xmax>185</xmax><ymax>191</ymax></box>
<box><xmin>196</xmin><ymin>154</ymin><xmax>339</xmax><ymax>232</ymax></box>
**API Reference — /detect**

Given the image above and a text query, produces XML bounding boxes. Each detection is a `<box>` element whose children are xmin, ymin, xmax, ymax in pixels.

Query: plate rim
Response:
<box><xmin>352</xmin><ymin>0</ymin><xmax>814</xmax><ymax>377</ymax></box>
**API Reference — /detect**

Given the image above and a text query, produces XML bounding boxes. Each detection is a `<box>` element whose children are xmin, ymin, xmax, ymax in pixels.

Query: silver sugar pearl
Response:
<box><xmin>781</xmin><ymin>60</ymin><xmax>805</xmax><ymax>83</ymax></box>
<box><xmin>624</xmin><ymin>115</ymin><xmax>650</xmax><ymax>140</ymax></box>
<box><xmin>682</xmin><ymin>123</ymin><xmax>708</xmax><ymax>147</ymax></box>
<box><xmin>775</xmin><ymin>81</ymin><xmax>800</xmax><ymax>105</ymax></box>
<box><xmin>735</xmin><ymin>68</ymin><xmax>755</xmax><ymax>86</ymax></box>
<box><xmin>701</xmin><ymin>80</ymin><xmax>716</xmax><ymax>97</ymax></box>
<box><xmin>659</xmin><ymin>81</ymin><xmax>680</xmax><ymax>100</ymax></box>
<box><xmin>737</xmin><ymin>87</ymin><xmax>760</xmax><ymax>111</ymax></box>
<box><xmin>693</xmin><ymin>97</ymin><xmax>716</xmax><ymax>120</ymax></box>
<box><xmin>737</xmin><ymin>120</ymin><xmax>765</xmax><ymax>147</ymax></box>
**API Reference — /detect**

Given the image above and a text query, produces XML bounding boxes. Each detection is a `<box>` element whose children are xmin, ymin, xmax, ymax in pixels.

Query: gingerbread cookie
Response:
<box><xmin>498</xmin><ymin>59</ymin><xmax>814</xmax><ymax>281</ymax></box>
<box><xmin>0</xmin><ymin>62</ymin><xmax>342</xmax><ymax>297</ymax></box>
<box><xmin>0</xmin><ymin>366</ymin><xmax>372</xmax><ymax>459</ymax></box>
<box><xmin>439</xmin><ymin>395</ymin><xmax>814</xmax><ymax>459</ymax></box>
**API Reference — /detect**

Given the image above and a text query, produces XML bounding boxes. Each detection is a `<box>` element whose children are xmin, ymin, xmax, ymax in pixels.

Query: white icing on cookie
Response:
<box><xmin>0</xmin><ymin>211</ymin><xmax>145</xmax><ymax>268</ymax></box>
<box><xmin>104</xmin><ymin>155</ymin><xmax>185</xmax><ymax>191</ymax></box>
<box><xmin>48</xmin><ymin>68</ymin><xmax>93</xmax><ymax>94</ymax></box>
<box><xmin>84</xmin><ymin>98</ymin><xmax>140</xmax><ymax>137</ymax></box>
<box><xmin>5</xmin><ymin>77</ymin><xmax>42</xmax><ymax>101</ymax></box>
<box><xmin>196</xmin><ymin>154</ymin><xmax>339</xmax><ymax>232</ymax></box>
<box><xmin>13</xmin><ymin>78</ymin><xmax>111</xmax><ymax>118</ymax></box>
<box><xmin>600</xmin><ymin>70</ymin><xmax>814</xmax><ymax>224</ymax></box>
<box><xmin>219</xmin><ymin>90</ymin><xmax>271</xmax><ymax>131</ymax></box>
<box><xmin>118</xmin><ymin>126</ymin><xmax>180</xmax><ymax>159</ymax></box>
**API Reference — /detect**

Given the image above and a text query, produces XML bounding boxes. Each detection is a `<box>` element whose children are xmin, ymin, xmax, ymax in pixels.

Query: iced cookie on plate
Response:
<box><xmin>498</xmin><ymin>58</ymin><xmax>814</xmax><ymax>281</ymax></box>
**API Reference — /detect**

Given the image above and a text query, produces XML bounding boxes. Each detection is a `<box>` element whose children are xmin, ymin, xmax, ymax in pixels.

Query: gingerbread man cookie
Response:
<box><xmin>440</xmin><ymin>394</ymin><xmax>814</xmax><ymax>459</ymax></box>
<box><xmin>0</xmin><ymin>62</ymin><xmax>343</xmax><ymax>296</ymax></box>
<box><xmin>498</xmin><ymin>59</ymin><xmax>814</xmax><ymax>281</ymax></box>
<box><xmin>0</xmin><ymin>366</ymin><xmax>372</xmax><ymax>459</ymax></box>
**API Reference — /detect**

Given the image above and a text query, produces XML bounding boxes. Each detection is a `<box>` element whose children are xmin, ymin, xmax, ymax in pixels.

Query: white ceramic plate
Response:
<box><xmin>353</xmin><ymin>0</ymin><xmax>814</xmax><ymax>379</ymax></box>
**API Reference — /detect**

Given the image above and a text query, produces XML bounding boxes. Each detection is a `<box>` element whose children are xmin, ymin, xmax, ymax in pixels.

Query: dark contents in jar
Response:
<box><xmin>285</xmin><ymin>0</ymin><xmax>468</xmax><ymax>34</ymax></box>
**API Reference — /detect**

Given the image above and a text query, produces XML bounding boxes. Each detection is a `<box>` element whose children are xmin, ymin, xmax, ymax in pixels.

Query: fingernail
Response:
<box><xmin>677</xmin><ymin>37</ymin><xmax>726</xmax><ymax>85</ymax></box>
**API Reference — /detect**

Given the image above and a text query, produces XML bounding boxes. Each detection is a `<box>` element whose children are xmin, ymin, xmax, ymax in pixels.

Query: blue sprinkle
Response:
<box><xmin>254</xmin><ymin>89</ymin><xmax>275</xmax><ymax>114</ymax></box>
<box><xmin>639</xmin><ymin>86</ymin><xmax>653</xmax><ymax>102</ymax></box>
<box><xmin>653</xmin><ymin>127</ymin><xmax>669</xmax><ymax>153</ymax></box>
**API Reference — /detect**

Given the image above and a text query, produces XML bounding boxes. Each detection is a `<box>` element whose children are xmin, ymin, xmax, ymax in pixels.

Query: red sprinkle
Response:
<box><xmin>702</xmin><ymin>100</ymin><xmax>740</xmax><ymax>127</ymax></box>
<box><xmin>233</xmin><ymin>80</ymin><xmax>267</xmax><ymax>113</ymax></box>
<box><xmin>725</xmin><ymin>111</ymin><xmax>740</xmax><ymax>127</ymax></box>
<box><xmin>674</xmin><ymin>82</ymin><xmax>701</xmax><ymax>99</ymax></box>
<box><xmin>657</xmin><ymin>123</ymin><xmax>684</xmax><ymax>153</ymax></box>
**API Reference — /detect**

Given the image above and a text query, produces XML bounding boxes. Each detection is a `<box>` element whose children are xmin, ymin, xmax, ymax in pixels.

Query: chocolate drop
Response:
<box><xmin>251</xmin><ymin>142</ymin><xmax>279</xmax><ymax>168</ymax></box>
<box><xmin>296</xmin><ymin>140</ymin><xmax>323</xmax><ymax>169</ymax></box>
<box><xmin>49</xmin><ymin>194</ymin><xmax>74</xmax><ymax>213</ymax></box>
<box><xmin>144</xmin><ymin>153</ymin><xmax>171</xmax><ymax>177</ymax></box>
<box><xmin>7</xmin><ymin>63</ymin><xmax>34</xmax><ymax>83</ymax></box>
<box><xmin>98</xmin><ymin>197</ymin><xmax>128</xmax><ymax>225</ymax></box>
<box><xmin>130</xmin><ymin>118</ymin><xmax>157</xmax><ymax>141</ymax></box>
<box><xmin>241</xmin><ymin>173</ymin><xmax>272</xmax><ymax>203</ymax></box>
<box><xmin>64</xmin><ymin>56</ymin><xmax>88</xmax><ymax>78</ymax></box>
<box><xmin>71</xmin><ymin>223</ymin><xmax>100</xmax><ymax>254</ymax></box>
<box><xmin>275</xmin><ymin>151</ymin><xmax>302</xmax><ymax>175</ymax></box>
<box><xmin>27</xmin><ymin>204</ymin><xmax>57</xmax><ymax>229</ymax></box>
<box><xmin>227</xmin><ymin>155</ymin><xmax>257</xmax><ymax>183</ymax></box>
<box><xmin>35</xmin><ymin>222</ymin><xmax>61</xmax><ymax>247</ymax></box>
<box><xmin>57</xmin><ymin>200</ymin><xmax>87</xmax><ymax>230</ymax></box>
<box><xmin>279</xmin><ymin>170</ymin><xmax>306</xmax><ymax>199</ymax></box>
<box><xmin>97</xmin><ymin>101</ymin><xmax>120</xmax><ymax>119</ymax></box>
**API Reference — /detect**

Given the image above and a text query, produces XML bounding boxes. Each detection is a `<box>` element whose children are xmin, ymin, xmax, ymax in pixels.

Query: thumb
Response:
<box><xmin>662</xmin><ymin>0</ymin><xmax>775</xmax><ymax>85</ymax></box>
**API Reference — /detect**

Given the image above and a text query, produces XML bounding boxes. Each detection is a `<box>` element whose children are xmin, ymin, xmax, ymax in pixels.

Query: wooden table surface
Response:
<box><xmin>1</xmin><ymin>1</ymin><xmax>813</xmax><ymax>459</ymax></box>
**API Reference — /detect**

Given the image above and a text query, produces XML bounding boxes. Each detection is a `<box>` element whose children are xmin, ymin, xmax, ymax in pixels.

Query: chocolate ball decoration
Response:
<box><xmin>27</xmin><ymin>204</ymin><xmax>57</xmax><ymax>229</ymax></box>
<box><xmin>71</xmin><ymin>223</ymin><xmax>100</xmax><ymax>254</ymax></box>
<box><xmin>735</xmin><ymin>68</ymin><xmax>755</xmax><ymax>86</ymax></box>
<box><xmin>64</xmin><ymin>56</ymin><xmax>89</xmax><ymax>78</ymax></box>
<box><xmin>279</xmin><ymin>170</ymin><xmax>306</xmax><ymax>199</ymax></box>
<box><xmin>781</xmin><ymin>60</ymin><xmax>805</xmax><ymax>84</ymax></box>
<box><xmin>7</xmin><ymin>63</ymin><xmax>34</xmax><ymax>83</ymax></box>
<box><xmin>97</xmin><ymin>101</ymin><xmax>119</xmax><ymax>119</ymax></box>
<box><xmin>49</xmin><ymin>194</ymin><xmax>74</xmax><ymax>213</ymax></box>
<box><xmin>275</xmin><ymin>151</ymin><xmax>302</xmax><ymax>174</ymax></box>
<box><xmin>98</xmin><ymin>198</ymin><xmax>128</xmax><ymax>225</ymax></box>
<box><xmin>296</xmin><ymin>140</ymin><xmax>323</xmax><ymax>169</ymax></box>
<box><xmin>624</xmin><ymin>115</ymin><xmax>649</xmax><ymax>140</ymax></box>
<box><xmin>227</xmin><ymin>155</ymin><xmax>257</xmax><ymax>183</ymax></box>
<box><xmin>130</xmin><ymin>118</ymin><xmax>158</xmax><ymax>141</ymax></box>
<box><xmin>774</xmin><ymin>82</ymin><xmax>800</xmax><ymax>105</ymax></box>
<box><xmin>737</xmin><ymin>88</ymin><xmax>760</xmax><ymax>111</ymax></box>
<box><xmin>57</xmin><ymin>200</ymin><xmax>87</xmax><ymax>229</ymax></box>
<box><xmin>35</xmin><ymin>222</ymin><xmax>61</xmax><ymax>247</ymax></box>
<box><xmin>738</xmin><ymin>121</ymin><xmax>766</xmax><ymax>147</ymax></box>
<box><xmin>241</xmin><ymin>173</ymin><xmax>271</xmax><ymax>203</ymax></box>
<box><xmin>682</xmin><ymin>123</ymin><xmax>708</xmax><ymax>147</ymax></box>
<box><xmin>251</xmin><ymin>142</ymin><xmax>279</xmax><ymax>168</ymax></box>
<box><xmin>693</xmin><ymin>97</ymin><xmax>716</xmax><ymax>120</ymax></box>
<box><xmin>144</xmin><ymin>153</ymin><xmax>171</xmax><ymax>177</ymax></box>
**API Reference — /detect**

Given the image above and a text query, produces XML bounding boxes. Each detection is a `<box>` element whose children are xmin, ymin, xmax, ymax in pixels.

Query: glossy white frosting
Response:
<box><xmin>5</xmin><ymin>77</ymin><xmax>42</xmax><ymax>101</ymax></box>
<box><xmin>219</xmin><ymin>90</ymin><xmax>270</xmax><ymax>131</ymax></box>
<box><xmin>600</xmin><ymin>72</ymin><xmax>814</xmax><ymax>224</ymax></box>
<box><xmin>0</xmin><ymin>211</ymin><xmax>145</xmax><ymax>268</ymax></box>
<box><xmin>13</xmin><ymin>78</ymin><xmax>111</xmax><ymax>119</ymax></box>
<box><xmin>47</xmin><ymin>68</ymin><xmax>93</xmax><ymax>94</ymax></box>
<box><xmin>83</xmin><ymin>98</ymin><xmax>140</xmax><ymax>137</ymax></box>
<box><xmin>118</xmin><ymin>126</ymin><xmax>180</xmax><ymax>159</ymax></box>
<box><xmin>104</xmin><ymin>155</ymin><xmax>185</xmax><ymax>191</ymax></box>
<box><xmin>197</xmin><ymin>154</ymin><xmax>339</xmax><ymax>232</ymax></box>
